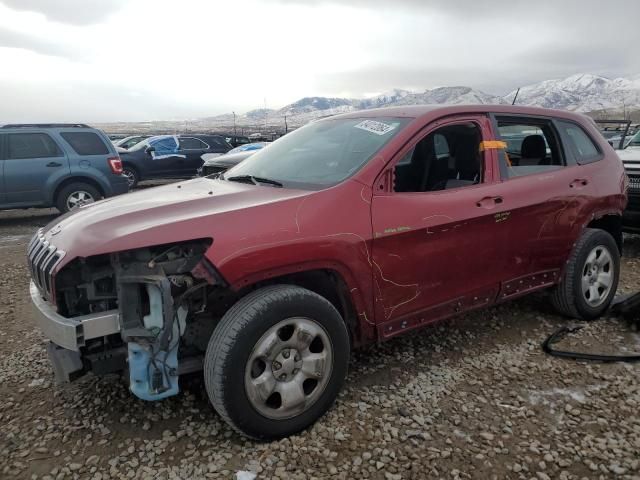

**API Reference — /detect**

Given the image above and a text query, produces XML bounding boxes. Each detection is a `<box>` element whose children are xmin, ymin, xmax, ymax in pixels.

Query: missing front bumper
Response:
<box><xmin>30</xmin><ymin>281</ymin><xmax>120</xmax><ymax>351</ymax></box>
<box><xmin>46</xmin><ymin>342</ymin><xmax>84</xmax><ymax>383</ymax></box>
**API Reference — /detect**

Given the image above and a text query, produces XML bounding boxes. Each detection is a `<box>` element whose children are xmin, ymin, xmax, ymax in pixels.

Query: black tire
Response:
<box><xmin>122</xmin><ymin>165</ymin><xmax>139</xmax><ymax>188</ymax></box>
<box><xmin>55</xmin><ymin>182</ymin><xmax>101</xmax><ymax>213</ymax></box>
<box><xmin>551</xmin><ymin>228</ymin><xmax>620</xmax><ymax>320</ymax></box>
<box><xmin>204</xmin><ymin>285</ymin><xmax>350</xmax><ymax>440</ymax></box>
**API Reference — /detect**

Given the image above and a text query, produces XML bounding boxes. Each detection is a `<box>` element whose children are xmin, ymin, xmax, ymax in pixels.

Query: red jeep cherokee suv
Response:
<box><xmin>29</xmin><ymin>105</ymin><xmax>626</xmax><ymax>439</ymax></box>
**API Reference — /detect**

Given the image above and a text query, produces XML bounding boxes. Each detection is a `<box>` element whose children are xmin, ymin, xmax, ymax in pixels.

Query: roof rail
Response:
<box><xmin>0</xmin><ymin>123</ymin><xmax>91</xmax><ymax>129</ymax></box>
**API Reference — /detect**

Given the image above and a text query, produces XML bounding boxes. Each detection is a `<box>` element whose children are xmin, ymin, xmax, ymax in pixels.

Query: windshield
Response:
<box><xmin>628</xmin><ymin>130</ymin><xmax>640</xmax><ymax>147</ymax></box>
<box><xmin>221</xmin><ymin>117</ymin><xmax>409</xmax><ymax>189</ymax></box>
<box><xmin>129</xmin><ymin>138</ymin><xmax>152</xmax><ymax>151</ymax></box>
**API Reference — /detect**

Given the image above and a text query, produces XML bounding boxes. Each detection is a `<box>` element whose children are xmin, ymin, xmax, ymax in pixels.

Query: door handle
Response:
<box><xmin>476</xmin><ymin>196</ymin><xmax>503</xmax><ymax>208</ymax></box>
<box><xmin>569</xmin><ymin>178</ymin><xmax>589</xmax><ymax>189</ymax></box>
<box><xmin>46</xmin><ymin>162</ymin><xmax>62</xmax><ymax>167</ymax></box>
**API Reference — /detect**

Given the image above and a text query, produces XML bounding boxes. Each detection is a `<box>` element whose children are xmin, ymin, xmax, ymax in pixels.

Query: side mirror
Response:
<box><xmin>145</xmin><ymin>146</ymin><xmax>155</xmax><ymax>155</ymax></box>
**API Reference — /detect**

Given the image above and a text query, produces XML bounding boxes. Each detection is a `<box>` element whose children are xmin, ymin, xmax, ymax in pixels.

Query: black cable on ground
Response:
<box><xmin>542</xmin><ymin>292</ymin><xmax>640</xmax><ymax>363</ymax></box>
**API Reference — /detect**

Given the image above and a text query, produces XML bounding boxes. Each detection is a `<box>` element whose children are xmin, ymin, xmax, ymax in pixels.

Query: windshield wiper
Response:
<box><xmin>225</xmin><ymin>175</ymin><xmax>283</xmax><ymax>188</ymax></box>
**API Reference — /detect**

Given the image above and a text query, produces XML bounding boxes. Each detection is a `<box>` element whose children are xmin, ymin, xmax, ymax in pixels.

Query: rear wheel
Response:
<box><xmin>122</xmin><ymin>165</ymin><xmax>139</xmax><ymax>188</ymax></box>
<box><xmin>551</xmin><ymin>228</ymin><xmax>620</xmax><ymax>320</ymax></box>
<box><xmin>55</xmin><ymin>182</ymin><xmax>101</xmax><ymax>213</ymax></box>
<box><xmin>204</xmin><ymin>285</ymin><xmax>350</xmax><ymax>439</ymax></box>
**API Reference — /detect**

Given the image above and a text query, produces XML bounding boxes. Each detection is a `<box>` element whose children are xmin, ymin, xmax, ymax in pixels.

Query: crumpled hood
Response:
<box><xmin>43</xmin><ymin>177</ymin><xmax>309</xmax><ymax>264</ymax></box>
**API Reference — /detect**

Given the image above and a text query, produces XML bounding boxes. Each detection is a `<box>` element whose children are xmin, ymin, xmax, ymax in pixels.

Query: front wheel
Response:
<box><xmin>204</xmin><ymin>285</ymin><xmax>350</xmax><ymax>440</ymax></box>
<box><xmin>551</xmin><ymin>228</ymin><xmax>620</xmax><ymax>320</ymax></box>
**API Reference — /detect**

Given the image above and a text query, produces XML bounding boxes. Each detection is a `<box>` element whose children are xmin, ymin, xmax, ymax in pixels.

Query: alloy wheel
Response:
<box><xmin>244</xmin><ymin>317</ymin><xmax>333</xmax><ymax>420</ymax></box>
<box><xmin>581</xmin><ymin>245</ymin><xmax>614</xmax><ymax>307</ymax></box>
<box><xmin>66</xmin><ymin>190</ymin><xmax>95</xmax><ymax>210</ymax></box>
<box><xmin>122</xmin><ymin>169</ymin><xmax>136</xmax><ymax>187</ymax></box>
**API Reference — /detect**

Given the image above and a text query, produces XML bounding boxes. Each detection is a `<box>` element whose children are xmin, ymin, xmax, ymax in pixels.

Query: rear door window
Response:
<box><xmin>61</xmin><ymin>132</ymin><xmax>110</xmax><ymax>155</ymax></box>
<box><xmin>209</xmin><ymin>137</ymin><xmax>231</xmax><ymax>149</ymax></box>
<box><xmin>7</xmin><ymin>133</ymin><xmax>62</xmax><ymax>159</ymax></box>
<box><xmin>179</xmin><ymin>137</ymin><xmax>208</xmax><ymax>150</ymax></box>
<box><xmin>495</xmin><ymin>118</ymin><xmax>565</xmax><ymax>179</ymax></box>
<box><xmin>556</xmin><ymin>121</ymin><xmax>603</xmax><ymax>165</ymax></box>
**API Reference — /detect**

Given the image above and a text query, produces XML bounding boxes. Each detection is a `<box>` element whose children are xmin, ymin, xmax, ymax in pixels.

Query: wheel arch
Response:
<box><xmin>121</xmin><ymin>162</ymin><xmax>140</xmax><ymax>175</ymax></box>
<box><xmin>234</xmin><ymin>267</ymin><xmax>375</xmax><ymax>348</ymax></box>
<box><xmin>586</xmin><ymin>213</ymin><xmax>623</xmax><ymax>254</ymax></box>
<box><xmin>51</xmin><ymin>176</ymin><xmax>106</xmax><ymax>205</ymax></box>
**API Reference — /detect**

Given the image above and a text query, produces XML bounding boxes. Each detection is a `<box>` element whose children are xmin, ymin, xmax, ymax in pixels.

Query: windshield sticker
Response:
<box><xmin>354</xmin><ymin>120</ymin><xmax>397</xmax><ymax>136</ymax></box>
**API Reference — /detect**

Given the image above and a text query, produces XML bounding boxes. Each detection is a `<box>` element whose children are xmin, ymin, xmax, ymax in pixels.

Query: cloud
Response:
<box><xmin>0</xmin><ymin>26</ymin><xmax>79</xmax><ymax>60</ymax></box>
<box><xmin>0</xmin><ymin>79</ymin><xmax>213</xmax><ymax>123</ymax></box>
<box><xmin>268</xmin><ymin>0</ymin><xmax>638</xmax><ymax>18</ymax></box>
<box><xmin>0</xmin><ymin>0</ymin><xmax>639</xmax><ymax>121</ymax></box>
<box><xmin>308</xmin><ymin>0</ymin><xmax>640</xmax><ymax>96</ymax></box>
<box><xmin>0</xmin><ymin>0</ymin><xmax>126</xmax><ymax>25</ymax></box>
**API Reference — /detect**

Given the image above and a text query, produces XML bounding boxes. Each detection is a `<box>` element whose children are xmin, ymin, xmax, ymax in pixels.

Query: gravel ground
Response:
<box><xmin>1</xmin><ymin>207</ymin><xmax>639</xmax><ymax>480</ymax></box>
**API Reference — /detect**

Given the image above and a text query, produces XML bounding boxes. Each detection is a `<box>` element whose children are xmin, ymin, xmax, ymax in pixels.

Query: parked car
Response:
<box><xmin>624</xmin><ymin>130</ymin><xmax>640</xmax><ymax>149</ymax></box>
<box><xmin>616</xmin><ymin>147</ymin><xmax>640</xmax><ymax>232</ymax></box>
<box><xmin>107</xmin><ymin>133</ymin><xmax>128</xmax><ymax>141</ymax></box>
<box><xmin>0</xmin><ymin>123</ymin><xmax>128</xmax><ymax>212</ymax></box>
<box><xmin>114</xmin><ymin>135</ymin><xmax>151</xmax><ymax>150</ymax></box>
<box><xmin>222</xmin><ymin>134</ymin><xmax>252</xmax><ymax>148</ymax></box>
<box><xmin>198</xmin><ymin>150</ymin><xmax>258</xmax><ymax>176</ymax></box>
<box><xmin>29</xmin><ymin>105</ymin><xmax>625</xmax><ymax>439</ymax></box>
<box><xmin>119</xmin><ymin>134</ymin><xmax>232</xmax><ymax>187</ymax></box>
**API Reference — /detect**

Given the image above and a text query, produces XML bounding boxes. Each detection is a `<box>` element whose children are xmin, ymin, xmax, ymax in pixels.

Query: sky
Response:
<box><xmin>0</xmin><ymin>0</ymin><xmax>639</xmax><ymax>122</ymax></box>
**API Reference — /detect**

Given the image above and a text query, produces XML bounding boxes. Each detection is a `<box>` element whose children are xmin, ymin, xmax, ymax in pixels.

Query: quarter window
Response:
<box><xmin>61</xmin><ymin>132</ymin><xmax>109</xmax><ymax>155</ymax></box>
<box><xmin>394</xmin><ymin>122</ymin><xmax>484</xmax><ymax>192</ymax></box>
<box><xmin>496</xmin><ymin>119</ymin><xmax>564</xmax><ymax>178</ymax></box>
<box><xmin>557</xmin><ymin>121</ymin><xmax>602</xmax><ymax>164</ymax></box>
<box><xmin>7</xmin><ymin>133</ymin><xmax>62</xmax><ymax>159</ymax></box>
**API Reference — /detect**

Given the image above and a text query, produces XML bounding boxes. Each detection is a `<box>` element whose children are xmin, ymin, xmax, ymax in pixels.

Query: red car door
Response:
<box><xmin>371</xmin><ymin>114</ymin><xmax>507</xmax><ymax>338</ymax></box>
<box><xmin>482</xmin><ymin>114</ymin><xmax>599</xmax><ymax>297</ymax></box>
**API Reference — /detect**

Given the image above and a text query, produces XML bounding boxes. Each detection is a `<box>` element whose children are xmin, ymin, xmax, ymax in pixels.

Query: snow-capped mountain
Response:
<box><xmin>276</xmin><ymin>91</ymin><xmax>494</xmax><ymax>122</ymax></box>
<box><xmin>386</xmin><ymin>86</ymin><xmax>506</xmax><ymax>107</ymax></box>
<box><xmin>279</xmin><ymin>97</ymin><xmax>357</xmax><ymax>123</ymax></box>
<box><xmin>358</xmin><ymin>89</ymin><xmax>412</xmax><ymax>109</ymax></box>
<box><xmin>198</xmin><ymin>73</ymin><xmax>640</xmax><ymax>129</ymax></box>
<box><xmin>507</xmin><ymin>73</ymin><xmax>640</xmax><ymax>112</ymax></box>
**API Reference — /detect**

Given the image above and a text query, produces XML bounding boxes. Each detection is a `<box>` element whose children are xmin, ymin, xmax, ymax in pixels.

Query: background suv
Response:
<box><xmin>119</xmin><ymin>134</ymin><xmax>232</xmax><ymax>187</ymax></box>
<box><xmin>616</xmin><ymin>146</ymin><xmax>640</xmax><ymax>232</ymax></box>
<box><xmin>0</xmin><ymin>123</ymin><xmax>128</xmax><ymax>212</ymax></box>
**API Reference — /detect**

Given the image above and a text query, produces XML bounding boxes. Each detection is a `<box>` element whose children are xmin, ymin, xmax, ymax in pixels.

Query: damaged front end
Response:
<box><xmin>46</xmin><ymin>238</ymin><xmax>233</xmax><ymax>401</ymax></box>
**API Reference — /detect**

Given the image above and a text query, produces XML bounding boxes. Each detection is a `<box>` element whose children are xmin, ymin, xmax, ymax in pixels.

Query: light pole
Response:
<box><xmin>233</xmin><ymin>111</ymin><xmax>237</xmax><ymax>136</ymax></box>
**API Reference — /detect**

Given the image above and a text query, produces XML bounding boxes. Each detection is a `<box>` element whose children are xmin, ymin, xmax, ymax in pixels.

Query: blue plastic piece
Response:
<box><xmin>128</xmin><ymin>336</ymin><xmax>179</xmax><ymax>401</ymax></box>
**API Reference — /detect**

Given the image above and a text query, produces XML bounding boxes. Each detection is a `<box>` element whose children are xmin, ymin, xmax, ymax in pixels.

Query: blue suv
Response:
<box><xmin>0</xmin><ymin>124</ymin><xmax>129</xmax><ymax>212</ymax></box>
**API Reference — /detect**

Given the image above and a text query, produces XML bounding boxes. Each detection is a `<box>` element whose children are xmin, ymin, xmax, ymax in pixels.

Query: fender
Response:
<box><xmin>227</xmin><ymin>260</ymin><xmax>376</xmax><ymax>345</ymax></box>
